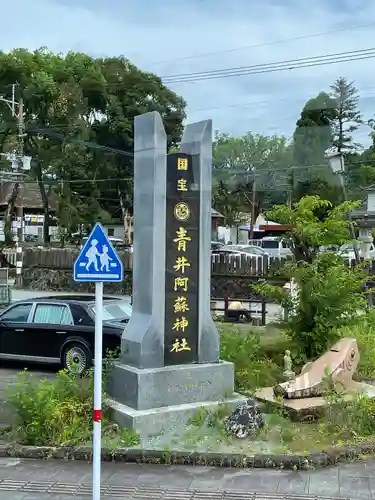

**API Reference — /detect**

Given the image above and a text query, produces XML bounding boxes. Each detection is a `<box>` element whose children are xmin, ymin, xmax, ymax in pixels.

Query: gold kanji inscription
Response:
<box><xmin>173</xmin><ymin>316</ymin><xmax>189</xmax><ymax>332</ymax></box>
<box><xmin>177</xmin><ymin>158</ymin><xmax>188</xmax><ymax>171</ymax></box>
<box><xmin>170</xmin><ymin>337</ymin><xmax>191</xmax><ymax>353</ymax></box>
<box><xmin>173</xmin><ymin>227</ymin><xmax>191</xmax><ymax>252</ymax></box>
<box><xmin>174</xmin><ymin>296</ymin><xmax>190</xmax><ymax>313</ymax></box>
<box><xmin>173</xmin><ymin>256</ymin><xmax>191</xmax><ymax>274</ymax></box>
<box><xmin>174</xmin><ymin>276</ymin><xmax>189</xmax><ymax>292</ymax></box>
<box><xmin>177</xmin><ymin>178</ymin><xmax>188</xmax><ymax>192</ymax></box>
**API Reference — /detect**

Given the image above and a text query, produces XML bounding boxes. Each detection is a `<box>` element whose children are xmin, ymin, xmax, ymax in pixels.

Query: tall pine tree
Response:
<box><xmin>293</xmin><ymin>92</ymin><xmax>337</xmax><ymax>167</ymax></box>
<box><xmin>330</xmin><ymin>77</ymin><xmax>362</xmax><ymax>153</ymax></box>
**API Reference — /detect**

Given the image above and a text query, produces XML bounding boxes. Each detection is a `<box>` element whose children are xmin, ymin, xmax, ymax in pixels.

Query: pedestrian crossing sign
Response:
<box><xmin>73</xmin><ymin>223</ymin><xmax>123</xmax><ymax>282</ymax></box>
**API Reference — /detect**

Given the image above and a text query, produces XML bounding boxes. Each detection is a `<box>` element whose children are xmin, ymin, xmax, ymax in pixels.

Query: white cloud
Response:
<box><xmin>1</xmin><ymin>0</ymin><xmax>375</xmax><ymax>146</ymax></box>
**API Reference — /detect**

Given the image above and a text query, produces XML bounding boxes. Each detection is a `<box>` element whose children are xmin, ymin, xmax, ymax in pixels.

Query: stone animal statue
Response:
<box><xmin>273</xmin><ymin>338</ymin><xmax>359</xmax><ymax>399</ymax></box>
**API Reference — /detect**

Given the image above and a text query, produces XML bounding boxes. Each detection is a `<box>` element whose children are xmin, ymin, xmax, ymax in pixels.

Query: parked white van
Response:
<box><xmin>260</xmin><ymin>237</ymin><xmax>292</xmax><ymax>259</ymax></box>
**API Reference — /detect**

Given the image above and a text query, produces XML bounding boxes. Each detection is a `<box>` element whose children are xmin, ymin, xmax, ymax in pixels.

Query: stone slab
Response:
<box><xmin>256</xmin><ymin>380</ymin><xmax>375</xmax><ymax>419</ymax></box>
<box><xmin>107</xmin><ymin>393</ymin><xmax>246</xmax><ymax>436</ymax></box>
<box><xmin>109</xmin><ymin>360</ymin><xmax>235</xmax><ymax>411</ymax></box>
<box><xmin>120</xmin><ymin>111</ymin><xmax>167</xmax><ymax>369</ymax></box>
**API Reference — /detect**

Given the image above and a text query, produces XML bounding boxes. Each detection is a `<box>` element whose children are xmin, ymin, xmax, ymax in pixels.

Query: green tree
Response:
<box><xmin>212</xmin><ymin>131</ymin><xmax>292</xmax><ymax>227</ymax></box>
<box><xmin>0</xmin><ymin>48</ymin><xmax>186</xmax><ymax>244</ymax></box>
<box><xmin>330</xmin><ymin>77</ymin><xmax>363</xmax><ymax>153</ymax></box>
<box><xmin>256</xmin><ymin>196</ymin><xmax>366</xmax><ymax>359</ymax></box>
<box><xmin>293</xmin><ymin>92</ymin><xmax>337</xmax><ymax>168</ymax></box>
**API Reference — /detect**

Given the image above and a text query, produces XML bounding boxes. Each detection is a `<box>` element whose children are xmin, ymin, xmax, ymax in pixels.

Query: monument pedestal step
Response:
<box><xmin>107</xmin><ymin>359</ymin><xmax>245</xmax><ymax>436</ymax></box>
<box><xmin>108</xmin><ymin>360</ymin><xmax>237</xmax><ymax>411</ymax></box>
<box><xmin>107</xmin><ymin>393</ymin><xmax>246</xmax><ymax>436</ymax></box>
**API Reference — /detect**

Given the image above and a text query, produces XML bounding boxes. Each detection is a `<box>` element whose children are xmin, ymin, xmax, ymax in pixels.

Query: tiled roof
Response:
<box><xmin>0</xmin><ymin>182</ymin><xmax>57</xmax><ymax>209</ymax></box>
<box><xmin>211</xmin><ymin>208</ymin><xmax>224</xmax><ymax>218</ymax></box>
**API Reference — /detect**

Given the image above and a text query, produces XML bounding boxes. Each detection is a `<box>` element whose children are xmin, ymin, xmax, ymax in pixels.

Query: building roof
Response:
<box><xmin>0</xmin><ymin>182</ymin><xmax>57</xmax><ymax>210</ymax></box>
<box><xmin>211</xmin><ymin>208</ymin><xmax>224</xmax><ymax>218</ymax></box>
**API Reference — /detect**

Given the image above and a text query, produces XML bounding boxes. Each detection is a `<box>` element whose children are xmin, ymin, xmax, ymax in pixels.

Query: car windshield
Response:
<box><xmin>91</xmin><ymin>301</ymin><xmax>132</xmax><ymax>321</ymax></box>
<box><xmin>241</xmin><ymin>246</ymin><xmax>264</xmax><ymax>255</ymax></box>
<box><xmin>339</xmin><ymin>244</ymin><xmax>354</xmax><ymax>253</ymax></box>
<box><xmin>227</xmin><ymin>245</ymin><xmax>243</xmax><ymax>252</ymax></box>
<box><xmin>261</xmin><ymin>240</ymin><xmax>279</xmax><ymax>249</ymax></box>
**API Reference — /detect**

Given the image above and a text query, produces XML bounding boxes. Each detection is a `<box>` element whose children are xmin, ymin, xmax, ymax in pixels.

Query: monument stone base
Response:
<box><xmin>256</xmin><ymin>381</ymin><xmax>375</xmax><ymax>421</ymax></box>
<box><xmin>107</xmin><ymin>360</ymin><xmax>246</xmax><ymax>436</ymax></box>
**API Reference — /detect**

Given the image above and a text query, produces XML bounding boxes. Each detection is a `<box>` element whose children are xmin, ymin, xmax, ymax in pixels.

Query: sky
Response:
<box><xmin>1</xmin><ymin>0</ymin><xmax>375</xmax><ymax>146</ymax></box>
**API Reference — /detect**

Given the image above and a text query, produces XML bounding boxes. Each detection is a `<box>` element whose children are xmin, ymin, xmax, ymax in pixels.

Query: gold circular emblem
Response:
<box><xmin>174</xmin><ymin>202</ymin><xmax>190</xmax><ymax>221</ymax></box>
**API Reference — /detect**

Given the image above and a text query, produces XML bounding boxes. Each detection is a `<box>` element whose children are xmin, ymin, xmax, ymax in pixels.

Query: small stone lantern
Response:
<box><xmin>351</xmin><ymin>187</ymin><xmax>375</xmax><ymax>259</ymax></box>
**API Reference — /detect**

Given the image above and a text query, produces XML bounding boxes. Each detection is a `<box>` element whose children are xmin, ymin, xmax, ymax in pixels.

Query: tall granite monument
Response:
<box><xmin>109</xmin><ymin>111</ymin><xmax>244</xmax><ymax>435</ymax></box>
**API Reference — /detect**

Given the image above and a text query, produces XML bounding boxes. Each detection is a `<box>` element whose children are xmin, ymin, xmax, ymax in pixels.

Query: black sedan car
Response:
<box><xmin>0</xmin><ymin>295</ymin><xmax>131</xmax><ymax>373</ymax></box>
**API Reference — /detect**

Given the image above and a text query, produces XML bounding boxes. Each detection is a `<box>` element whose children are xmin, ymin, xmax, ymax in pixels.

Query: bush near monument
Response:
<box><xmin>5</xmin><ymin>358</ymin><xmax>139</xmax><ymax>449</ymax></box>
<box><xmin>253</xmin><ymin>195</ymin><xmax>367</xmax><ymax>360</ymax></box>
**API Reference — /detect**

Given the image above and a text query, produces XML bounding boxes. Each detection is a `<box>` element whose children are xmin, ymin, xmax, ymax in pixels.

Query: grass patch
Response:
<box><xmin>219</xmin><ymin>325</ymin><xmax>289</xmax><ymax>393</ymax></box>
<box><xmin>6</xmin><ymin>368</ymin><xmax>139</xmax><ymax>448</ymax></box>
<box><xmin>177</xmin><ymin>387</ymin><xmax>375</xmax><ymax>456</ymax></box>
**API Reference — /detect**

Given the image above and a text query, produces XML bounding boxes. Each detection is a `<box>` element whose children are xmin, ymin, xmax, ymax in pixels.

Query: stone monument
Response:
<box><xmin>256</xmin><ymin>338</ymin><xmax>375</xmax><ymax>419</ymax></box>
<box><xmin>108</xmin><ymin>111</ymin><xmax>245</xmax><ymax>436</ymax></box>
<box><xmin>282</xmin><ymin>350</ymin><xmax>295</xmax><ymax>381</ymax></box>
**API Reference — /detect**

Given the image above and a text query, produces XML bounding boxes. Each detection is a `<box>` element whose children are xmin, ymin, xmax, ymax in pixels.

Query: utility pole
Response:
<box><xmin>249</xmin><ymin>177</ymin><xmax>256</xmax><ymax>239</ymax></box>
<box><xmin>17</xmin><ymin>96</ymin><xmax>25</xmax><ymax>244</ymax></box>
<box><xmin>0</xmin><ymin>84</ymin><xmax>28</xmax><ymax>244</ymax></box>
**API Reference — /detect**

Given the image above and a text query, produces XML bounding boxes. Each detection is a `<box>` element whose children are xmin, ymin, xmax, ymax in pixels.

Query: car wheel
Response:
<box><xmin>62</xmin><ymin>342</ymin><xmax>91</xmax><ymax>374</ymax></box>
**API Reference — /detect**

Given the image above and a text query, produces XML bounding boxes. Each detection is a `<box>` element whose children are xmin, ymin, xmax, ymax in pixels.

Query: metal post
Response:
<box><xmin>93</xmin><ymin>281</ymin><xmax>103</xmax><ymax>500</ymax></box>
<box><xmin>17</xmin><ymin>97</ymin><xmax>24</xmax><ymax>245</ymax></box>
<box><xmin>249</xmin><ymin>176</ymin><xmax>256</xmax><ymax>238</ymax></box>
<box><xmin>261</xmin><ymin>298</ymin><xmax>267</xmax><ymax>326</ymax></box>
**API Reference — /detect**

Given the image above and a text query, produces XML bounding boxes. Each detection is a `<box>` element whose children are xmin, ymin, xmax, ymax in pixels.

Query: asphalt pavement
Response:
<box><xmin>0</xmin><ymin>456</ymin><xmax>370</xmax><ymax>499</ymax></box>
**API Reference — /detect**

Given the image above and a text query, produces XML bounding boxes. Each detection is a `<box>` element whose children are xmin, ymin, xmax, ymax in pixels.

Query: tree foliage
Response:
<box><xmin>330</xmin><ymin>77</ymin><xmax>362</xmax><ymax>153</ymax></box>
<box><xmin>256</xmin><ymin>196</ymin><xmax>367</xmax><ymax>360</ymax></box>
<box><xmin>212</xmin><ymin>131</ymin><xmax>293</xmax><ymax>224</ymax></box>
<box><xmin>293</xmin><ymin>92</ymin><xmax>337</xmax><ymax>167</ymax></box>
<box><xmin>0</xmin><ymin>48</ymin><xmax>186</xmax><ymax>244</ymax></box>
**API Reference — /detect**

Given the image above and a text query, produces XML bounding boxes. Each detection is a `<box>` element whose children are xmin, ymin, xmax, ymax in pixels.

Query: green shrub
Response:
<box><xmin>338</xmin><ymin>312</ymin><xmax>375</xmax><ymax>379</ymax></box>
<box><xmin>254</xmin><ymin>196</ymin><xmax>367</xmax><ymax>361</ymax></box>
<box><xmin>7</xmin><ymin>368</ymin><xmax>139</xmax><ymax>447</ymax></box>
<box><xmin>220</xmin><ymin>326</ymin><xmax>283</xmax><ymax>391</ymax></box>
<box><xmin>321</xmin><ymin>386</ymin><xmax>375</xmax><ymax>440</ymax></box>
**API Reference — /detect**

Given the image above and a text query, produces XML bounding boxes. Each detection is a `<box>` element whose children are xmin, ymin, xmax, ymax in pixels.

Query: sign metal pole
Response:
<box><xmin>93</xmin><ymin>281</ymin><xmax>103</xmax><ymax>500</ymax></box>
<box><xmin>73</xmin><ymin>223</ymin><xmax>124</xmax><ymax>500</ymax></box>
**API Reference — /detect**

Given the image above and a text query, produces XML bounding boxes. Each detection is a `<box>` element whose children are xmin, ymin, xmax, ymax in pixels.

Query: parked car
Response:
<box><xmin>211</xmin><ymin>241</ymin><xmax>224</xmax><ymax>251</ymax></box>
<box><xmin>213</xmin><ymin>244</ymin><xmax>268</xmax><ymax>258</ymax></box>
<box><xmin>81</xmin><ymin>236</ymin><xmax>126</xmax><ymax>249</ymax></box>
<box><xmin>260</xmin><ymin>237</ymin><xmax>292</xmax><ymax>259</ymax></box>
<box><xmin>223</xmin><ymin>244</ymin><xmax>270</xmax><ymax>257</ymax></box>
<box><xmin>337</xmin><ymin>243</ymin><xmax>375</xmax><ymax>261</ymax></box>
<box><xmin>0</xmin><ymin>295</ymin><xmax>131</xmax><ymax>373</ymax></box>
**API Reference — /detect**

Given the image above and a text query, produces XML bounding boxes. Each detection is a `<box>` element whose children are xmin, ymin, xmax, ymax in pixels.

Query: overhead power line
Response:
<box><xmin>148</xmin><ymin>22</ymin><xmax>375</xmax><ymax>65</ymax></box>
<box><xmin>189</xmin><ymin>86</ymin><xmax>375</xmax><ymax>114</ymax></box>
<box><xmin>161</xmin><ymin>47</ymin><xmax>375</xmax><ymax>84</ymax></box>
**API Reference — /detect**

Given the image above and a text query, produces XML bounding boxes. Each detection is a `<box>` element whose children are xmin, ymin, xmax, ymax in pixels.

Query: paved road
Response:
<box><xmin>0</xmin><ymin>456</ymin><xmax>370</xmax><ymax>499</ymax></box>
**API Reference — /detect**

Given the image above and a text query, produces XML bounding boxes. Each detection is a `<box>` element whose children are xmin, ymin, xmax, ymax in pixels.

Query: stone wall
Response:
<box><xmin>21</xmin><ymin>268</ymin><xmax>132</xmax><ymax>295</ymax></box>
<box><xmin>20</xmin><ymin>267</ymin><xmax>287</xmax><ymax>299</ymax></box>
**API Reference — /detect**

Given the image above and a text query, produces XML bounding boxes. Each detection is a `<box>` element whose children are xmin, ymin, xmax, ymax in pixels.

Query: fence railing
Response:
<box><xmin>1</xmin><ymin>246</ymin><xmax>375</xmax><ymax>277</ymax></box>
<box><xmin>0</xmin><ymin>247</ymin><xmax>280</xmax><ymax>276</ymax></box>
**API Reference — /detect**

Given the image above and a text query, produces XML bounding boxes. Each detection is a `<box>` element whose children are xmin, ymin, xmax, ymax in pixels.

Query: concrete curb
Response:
<box><xmin>0</xmin><ymin>440</ymin><xmax>374</xmax><ymax>470</ymax></box>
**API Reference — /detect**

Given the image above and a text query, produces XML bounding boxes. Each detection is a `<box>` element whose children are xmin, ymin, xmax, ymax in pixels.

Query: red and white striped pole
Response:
<box><xmin>93</xmin><ymin>281</ymin><xmax>103</xmax><ymax>500</ymax></box>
